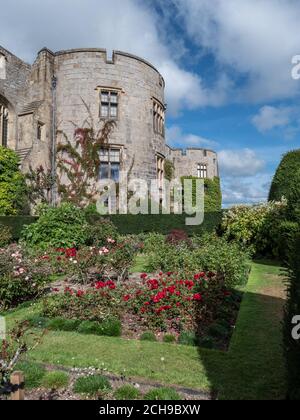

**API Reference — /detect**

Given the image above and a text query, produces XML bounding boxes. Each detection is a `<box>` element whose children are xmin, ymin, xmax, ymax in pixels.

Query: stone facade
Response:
<box><xmin>0</xmin><ymin>45</ymin><xmax>219</xmax><ymax>196</ymax></box>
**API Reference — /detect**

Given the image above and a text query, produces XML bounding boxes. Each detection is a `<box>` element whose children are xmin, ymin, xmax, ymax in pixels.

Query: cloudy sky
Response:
<box><xmin>1</xmin><ymin>0</ymin><xmax>300</xmax><ymax>206</ymax></box>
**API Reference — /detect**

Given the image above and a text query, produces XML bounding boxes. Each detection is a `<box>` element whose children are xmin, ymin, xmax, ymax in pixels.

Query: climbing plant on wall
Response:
<box><xmin>57</xmin><ymin>120</ymin><xmax>116</xmax><ymax>207</ymax></box>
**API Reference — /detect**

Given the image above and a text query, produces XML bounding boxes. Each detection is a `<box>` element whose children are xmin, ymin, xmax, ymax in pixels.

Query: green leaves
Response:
<box><xmin>0</xmin><ymin>146</ymin><xmax>28</xmax><ymax>215</ymax></box>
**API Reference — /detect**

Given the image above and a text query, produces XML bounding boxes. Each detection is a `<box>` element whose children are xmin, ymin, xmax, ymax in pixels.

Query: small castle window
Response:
<box><xmin>197</xmin><ymin>164</ymin><xmax>207</xmax><ymax>179</ymax></box>
<box><xmin>0</xmin><ymin>104</ymin><xmax>9</xmax><ymax>147</ymax></box>
<box><xmin>153</xmin><ymin>99</ymin><xmax>165</xmax><ymax>137</ymax></box>
<box><xmin>156</xmin><ymin>155</ymin><xmax>165</xmax><ymax>189</ymax></box>
<box><xmin>37</xmin><ymin>122</ymin><xmax>44</xmax><ymax>141</ymax></box>
<box><xmin>204</xmin><ymin>150</ymin><xmax>207</xmax><ymax>157</ymax></box>
<box><xmin>100</xmin><ymin>90</ymin><xmax>119</xmax><ymax>120</ymax></box>
<box><xmin>99</xmin><ymin>147</ymin><xmax>121</xmax><ymax>182</ymax></box>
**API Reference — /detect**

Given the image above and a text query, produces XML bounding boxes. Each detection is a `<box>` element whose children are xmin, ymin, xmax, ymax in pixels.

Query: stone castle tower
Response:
<box><xmin>0</xmin><ymin>45</ymin><xmax>219</xmax><ymax>197</ymax></box>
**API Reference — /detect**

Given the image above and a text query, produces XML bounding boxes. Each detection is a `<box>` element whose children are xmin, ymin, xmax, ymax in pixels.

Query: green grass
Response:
<box><xmin>41</xmin><ymin>371</ymin><xmax>69</xmax><ymax>389</ymax></box>
<box><xmin>114</xmin><ymin>385</ymin><xmax>141</xmax><ymax>400</ymax></box>
<box><xmin>73</xmin><ymin>375</ymin><xmax>112</xmax><ymax>395</ymax></box>
<box><xmin>144</xmin><ymin>387</ymin><xmax>181</xmax><ymax>400</ymax></box>
<box><xmin>3</xmin><ymin>261</ymin><xmax>287</xmax><ymax>399</ymax></box>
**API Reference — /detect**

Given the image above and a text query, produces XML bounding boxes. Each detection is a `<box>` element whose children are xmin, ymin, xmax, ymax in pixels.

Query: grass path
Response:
<box><xmin>3</xmin><ymin>261</ymin><xmax>287</xmax><ymax>399</ymax></box>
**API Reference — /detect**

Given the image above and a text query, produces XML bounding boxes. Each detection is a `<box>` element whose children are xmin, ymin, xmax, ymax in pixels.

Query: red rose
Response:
<box><xmin>193</xmin><ymin>293</ymin><xmax>202</xmax><ymax>301</ymax></box>
<box><xmin>140</xmin><ymin>273</ymin><xmax>148</xmax><ymax>279</ymax></box>
<box><xmin>77</xmin><ymin>290</ymin><xmax>85</xmax><ymax>297</ymax></box>
<box><xmin>123</xmin><ymin>295</ymin><xmax>131</xmax><ymax>301</ymax></box>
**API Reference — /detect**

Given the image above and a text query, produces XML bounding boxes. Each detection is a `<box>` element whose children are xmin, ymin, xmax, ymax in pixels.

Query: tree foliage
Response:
<box><xmin>0</xmin><ymin>146</ymin><xmax>28</xmax><ymax>215</ymax></box>
<box><xmin>269</xmin><ymin>149</ymin><xmax>300</xmax><ymax>201</ymax></box>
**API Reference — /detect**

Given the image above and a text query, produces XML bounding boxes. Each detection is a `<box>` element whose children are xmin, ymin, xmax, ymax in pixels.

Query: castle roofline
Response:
<box><xmin>37</xmin><ymin>47</ymin><xmax>165</xmax><ymax>85</ymax></box>
<box><xmin>166</xmin><ymin>144</ymin><xmax>217</xmax><ymax>155</ymax></box>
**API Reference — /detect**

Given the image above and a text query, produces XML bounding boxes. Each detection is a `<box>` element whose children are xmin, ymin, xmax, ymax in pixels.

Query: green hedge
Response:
<box><xmin>0</xmin><ymin>216</ymin><xmax>37</xmax><ymax>240</ymax></box>
<box><xmin>0</xmin><ymin>212</ymin><xmax>222</xmax><ymax>241</ymax></box>
<box><xmin>269</xmin><ymin>149</ymin><xmax>300</xmax><ymax>201</ymax></box>
<box><xmin>284</xmin><ymin>234</ymin><xmax>300</xmax><ymax>400</ymax></box>
<box><xmin>99</xmin><ymin>212</ymin><xmax>223</xmax><ymax>236</ymax></box>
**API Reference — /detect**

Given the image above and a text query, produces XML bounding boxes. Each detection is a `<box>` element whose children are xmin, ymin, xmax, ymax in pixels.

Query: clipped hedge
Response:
<box><xmin>284</xmin><ymin>234</ymin><xmax>300</xmax><ymax>400</ymax></box>
<box><xmin>104</xmin><ymin>212</ymin><xmax>223</xmax><ymax>236</ymax></box>
<box><xmin>269</xmin><ymin>149</ymin><xmax>300</xmax><ymax>202</ymax></box>
<box><xmin>0</xmin><ymin>216</ymin><xmax>37</xmax><ymax>240</ymax></box>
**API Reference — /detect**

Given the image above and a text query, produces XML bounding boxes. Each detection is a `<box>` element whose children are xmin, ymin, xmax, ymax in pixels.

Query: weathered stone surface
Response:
<box><xmin>0</xmin><ymin>45</ymin><xmax>218</xmax><ymax>185</ymax></box>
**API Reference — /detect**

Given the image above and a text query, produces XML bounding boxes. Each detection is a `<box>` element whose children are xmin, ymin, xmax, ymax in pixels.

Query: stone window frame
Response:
<box><xmin>156</xmin><ymin>153</ymin><xmax>165</xmax><ymax>189</ymax></box>
<box><xmin>197</xmin><ymin>163</ymin><xmax>208</xmax><ymax>179</ymax></box>
<box><xmin>99</xmin><ymin>145</ymin><xmax>123</xmax><ymax>182</ymax></box>
<box><xmin>0</xmin><ymin>103</ymin><xmax>9</xmax><ymax>147</ymax></box>
<box><xmin>37</xmin><ymin>121</ymin><xmax>45</xmax><ymax>141</ymax></box>
<box><xmin>98</xmin><ymin>87</ymin><xmax>121</xmax><ymax>121</ymax></box>
<box><xmin>152</xmin><ymin>98</ymin><xmax>165</xmax><ymax>137</ymax></box>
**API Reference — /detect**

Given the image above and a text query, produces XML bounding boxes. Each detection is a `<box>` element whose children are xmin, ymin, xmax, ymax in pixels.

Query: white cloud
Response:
<box><xmin>0</xmin><ymin>0</ymin><xmax>222</xmax><ymax>116</ymax></box>
<box><xmin>222</xmin><ymin>174</ymin><xmax>270</xmax><ymax>207</ymax></box>
<box><xmin>167</xmin><ymin>125</ymin><xmax>218</xmax><ymax>148</ymax></box>
<box><xmin>172</xmin><ymin>0</ymin><xmax>300</xmax><ymax>103</ymax></box>
<box><xmin>252</xmin><ymin>106</ymin><xmax>299</xmax><ymax>139</ymax></box>
<box><xmin>218</xmin><ymin>148</ymin><xmax>265</xmax><ymax>177</ymax></box>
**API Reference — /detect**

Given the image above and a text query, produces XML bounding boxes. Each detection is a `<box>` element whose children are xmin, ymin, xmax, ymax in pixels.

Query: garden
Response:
<box><xmin>0</xmin><ymin>146</ymin><xmax>299</xmax><ymax>400</ymax></box>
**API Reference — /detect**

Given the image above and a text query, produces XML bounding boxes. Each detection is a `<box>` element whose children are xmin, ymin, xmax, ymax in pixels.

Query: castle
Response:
<box><xmin>0</xmin><ymin>45</ymin><xmax>219</xmax><ymax>199</ymax></box>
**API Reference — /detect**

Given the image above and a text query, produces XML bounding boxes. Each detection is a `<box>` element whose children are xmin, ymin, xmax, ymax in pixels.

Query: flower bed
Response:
<box><xmin>38</xmin><ymin>271</ymin><xmax>242</xmax><ymax>350</ymax></box>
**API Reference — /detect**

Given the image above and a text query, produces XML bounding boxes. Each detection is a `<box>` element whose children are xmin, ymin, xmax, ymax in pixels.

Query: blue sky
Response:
<box><xmin>0</xmin><ymin>0</ymin><xmax>300</xmax><ymax>206</ymax></box>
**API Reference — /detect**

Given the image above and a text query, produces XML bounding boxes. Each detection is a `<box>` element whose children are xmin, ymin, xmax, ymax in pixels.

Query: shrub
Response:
<box><xmin>86</xmin><ymin>218</ymin><xmax>119</xmax><ymax>247</ymax></box>
<box><xmin>146</xmin><ymin>234</ymin><xmax>250</xmax><ymax>288</ymax></box>
<box><xmin>0</xmin><ymin>216</ymin><xmax>37</xmax><ymax>241</ymax></box>
<box><xmin>73</xmin><ymin>375</ymin><xmax>112</xmax><ymax>395</ymax></box>
<box><xmin>208</xmin><ymin>323</ymin><xmax>229</xmax><ymax>338</ymax></box>
<box><xmin>0</xmin><ymin>146</ymin><xmax>29</xmax><ymax>215</ymax></box>
<box><xmin>178</xmin><ymin>331</ymin><xmax>198</xmax><ymax>346</ymax></box>
<box><xmin>0</xmin><ymin>225</ymin><xmax>12</xmax><ymax>247</ymax></box>
<box><xmin>144</xmin><ymin>387</ymin><xmax>181</xmax><ymax>401</ymax></box>
<box><xmin>269</xmin><ymin>149</ymin><xmax>300</xmax><ymax>201</ymax></box>
<box><xmin>0</xmin><ymin>244</ymin><xmax>50</xmax><ymax>310</ymax></box>
<box><xmin>42</xmin><ymin>288</ymin><xmax>123</xmax><ymax>324</ymax></box>
<box><xmin>77</xmin><ymin>318</ymin><xmax>121</xmax><ymax>337</ymax></box>
<box><xmin>140</xmin><ymin>331</ymin><xmax>157</xmax><ymax>342</ymax></box>
<box><xmin>163</xmin><ymin>334</ymin><xmax>176</xmax><ymax>343</ymax></box>
<box><xmin>15</xmin><ymin>361</ymin><xmax>46</xmax><ymax>389</ymax></box>
<box><xmin>221</xmin><ymin>201</ymin><xmax>287</xmax><ymax>257</ymax></box>
<box><xmin>27</xmin><ymin>315</ymin><xmax>50</xmax><ymax>329</ymax></box>
<box><xmin>21</xmin><ymin>202</ymin><xmax>89</xmax><ymax>249</ymax></box>
<box><xmin>114</xmin><ymin>385</ymin><xmax>141</xmax><ymax>400</ymax></box>
<box><xmin>284</xmin><ymin>234</ymin><xmax>300</xmax><ymax>400</ymax></box>
<box><xmin>199</xmin><ymin>337</ymin><xmax>214</xmax><ymax>349</ymax></box>
<box><xmin>41</xmin><ymin>371</ymin><xmax>69</xmax><ymax>389</ymax></box>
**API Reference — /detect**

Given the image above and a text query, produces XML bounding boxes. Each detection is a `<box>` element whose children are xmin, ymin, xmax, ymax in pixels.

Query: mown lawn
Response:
<box><xmin>2</xmin><ymin>261</ymin><xmax>287</xmax><ymax>399</ymax></box>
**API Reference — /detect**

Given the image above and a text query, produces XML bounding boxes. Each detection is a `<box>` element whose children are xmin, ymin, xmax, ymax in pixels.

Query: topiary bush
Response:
<box><xmin>269</xmin><ymin>149</ymin><xmax>300</xmax><ymax>202</ymax></box>
<box><xmin>0</xmin><ymin>146</ymin><xmax>29</xmax><ymax>215</ymax></box>
<box><xmin>283</xmin><ymin>234</ymin><xmax>300</xmax><ymax>400</ymax></box>
<box><xmin>21</xmin><ymin>202</ymin><xmax>89</xmax><ymax>249</ymax></box>
<box><xmin>163</xmin><ymin>334</ymin><xmax>176</xmax><ymax>343</ymax></box>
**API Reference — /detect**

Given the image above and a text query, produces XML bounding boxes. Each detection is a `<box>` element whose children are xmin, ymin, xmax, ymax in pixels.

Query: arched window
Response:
<box><xmin>0</xmin><ymin>104</ymin><xmax>9</xmax><ymax>147</ymax></box>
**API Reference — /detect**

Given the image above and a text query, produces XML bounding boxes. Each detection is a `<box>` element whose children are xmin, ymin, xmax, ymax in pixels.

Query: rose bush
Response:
<box><xmin>0</xmin><ymin>244</ymin><xmax>52</xmax><ymax>310</ymax></box>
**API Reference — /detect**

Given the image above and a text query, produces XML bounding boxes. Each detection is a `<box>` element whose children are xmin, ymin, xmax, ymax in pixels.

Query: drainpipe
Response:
<box><xmin>51</xmin><ymin>75</ymin><xmax>57</xmax><ymax>206</ymax></box>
